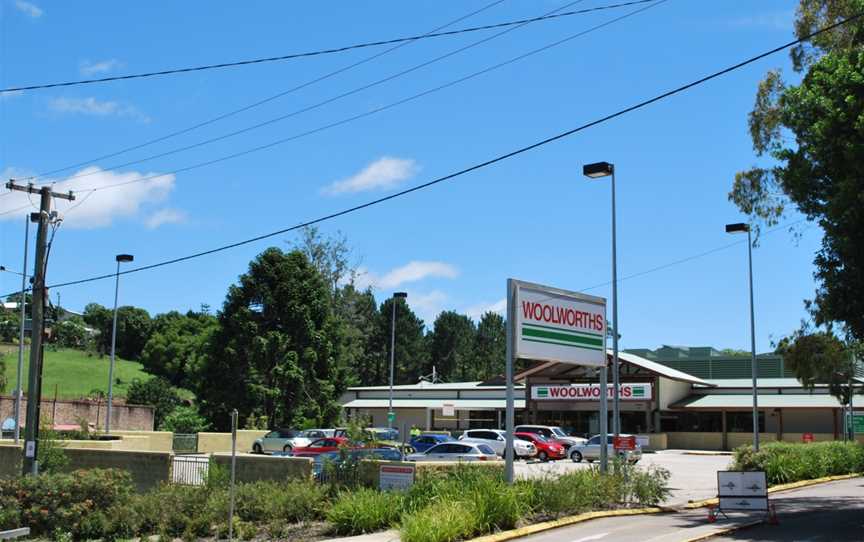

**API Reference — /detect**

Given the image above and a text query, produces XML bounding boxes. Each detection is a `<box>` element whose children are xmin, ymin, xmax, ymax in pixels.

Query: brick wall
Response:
<box><xmin>0</xmin><ymin>395</ymin><xmax>154</xmax><ymax>431</ymax></box>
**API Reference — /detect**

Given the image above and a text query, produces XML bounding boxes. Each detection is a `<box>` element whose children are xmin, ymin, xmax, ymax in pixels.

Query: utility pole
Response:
<box><xmin>6</xmin><ymin>181</ymin><xmax>74</xmax><ymax>475</ymax></box>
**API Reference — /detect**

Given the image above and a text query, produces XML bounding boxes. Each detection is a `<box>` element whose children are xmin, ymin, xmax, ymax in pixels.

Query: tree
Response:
<box><xmin>126</xmin><ymin>377</ymin><xmax>181</xmax><ymax>429</ymax></box>
<box><xmin>83</xmin><ymin>302</ymin><xmax>112</xmax><ymax>353</ymax></box>
<box><xmin>53</xmin><ymin>317</ymin><xmax>88</xmax><ymax>348</ymax></box>
<box><xmin>335</xmin><ymin>285</ymin><xmax>382</xmax><ymax>386</ymax></box>
<box><xmin>160</xmin><ymin>405</ymin><xmax>210</xmax><ymax>433</ymax></box>
<box><xmin>777</xmin><ymin>331</ymin><xmax>858</xmax><ymax>406</ymax></box>
<box><xmin>474</xmin><ymin>312</ymin><xmax>506</xmax><ymax>379</ymax></box>
<box><xmin>429</xmin><ymin>311</ymin><xmax>476</xmax><ymax>382</ymax></box>
<box><xmin>197</xmin><ymin>248</ymin><xmax>348</xmax><ymax>431</ymax></box>
<box><xmin>83</xmin><ymin>303</ymin><xmax>152</xmax><ymax>359</ymax></box>
<box><xmin>730</xmin><ymin>1</ymin><xmax>864</xmax><ymax>340</ymax></box>
<box><xmin>377</xmin><ymin>296</ymin><xmax>428</xmax><ymax>384</ymax></box>
<box><xmin>141</xmin><ymin>310</ymin><xmax>216</xmax><ymax>387</ymax></box>
<box><xmin>292</xmin><ymin>226</ymin><xmax>355</xmax><ymax>294</ymax></box>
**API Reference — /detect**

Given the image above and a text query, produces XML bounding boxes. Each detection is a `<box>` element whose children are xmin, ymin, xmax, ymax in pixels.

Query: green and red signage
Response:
<box><xmin>512</xmin><ymin>281</ymin><xmax>607</xmax><ymax>367</ymax></box>
<box><xmin>531</xmin><ymin>383</ymin><xmax>652</xmax><ymax>401</ymax></box>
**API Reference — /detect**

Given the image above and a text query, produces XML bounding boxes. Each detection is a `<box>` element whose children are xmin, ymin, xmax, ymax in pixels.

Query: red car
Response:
<box><xmin>291</xmin><ymin>436</ymin><xmax>349</xmax><ymax>457</ymax></box>
<box><xmin>515</xmin><ymin>432</ymin><xmax>567</xmax><ymax>461</ymax></box>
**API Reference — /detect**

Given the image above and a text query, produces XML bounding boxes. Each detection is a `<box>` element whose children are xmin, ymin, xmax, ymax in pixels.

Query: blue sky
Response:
<box><xmin>0</xmin><ymin>1</ymin><xmax>815</xmax><ymax>353</ymax></box>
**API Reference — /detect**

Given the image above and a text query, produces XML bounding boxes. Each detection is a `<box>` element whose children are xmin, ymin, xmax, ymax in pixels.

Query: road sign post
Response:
<box><xmin>506</xmin><ymin>279</ymin><xmax>607</xmax><ymax>481</ymax></box>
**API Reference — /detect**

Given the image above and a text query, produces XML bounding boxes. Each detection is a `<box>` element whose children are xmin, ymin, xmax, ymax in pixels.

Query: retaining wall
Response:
<box><xmin>211</xmin><ymin>452</ymin><xmax>312</xmax><ymax>483</ymax></box>
<box><xmin>197</xmin><ymin>430</ymin><xmax>267</xmax><ymax>453</ymax></box>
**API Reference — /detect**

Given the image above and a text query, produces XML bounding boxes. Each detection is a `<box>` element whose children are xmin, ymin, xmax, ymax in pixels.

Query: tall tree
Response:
<box><xmin>730</xmin><ymin>1</ymin><xmax>864</xmax><ymax>340</ymax></box>
<box><xmin>83</xmin><ymin>303</ymin><xmax>152</xmax><ymax>360</ymax></box>
<box><xmin>474</xmin><ymin>312</ymin><xmax>506</xmax><ymax>380</ymax></box>
<box><xmin>777</xmin><ymin>330</ymin><xmax>859</xmax><ymax>406</ymax></box>
<box><xmin>292</xmin><ymin>226</ymin><xmax>355</xmax><ymax>295</ymax></box>
<box><xmin>429</xmin><ymin>311</ymin><xmax>476</xmax><ymax>382</ymax></box>
<box><xmin>336</xmin><ymin>285</ymin><xmax>382</xmax><ymax>386</ymax></box>
<box><xmin>141</xmin><ymin>310</ymin><xmax>217</xmax><ymax>388</ymax></box>
<box><xmin>197</xmin><ymin>248</ymin><xmax>348</xmax><ymax>430</ymax></box>
<box><xmin>377</xmin><ymin>297</ymin><xmax>428</xmax><ymax>384</ymax></box>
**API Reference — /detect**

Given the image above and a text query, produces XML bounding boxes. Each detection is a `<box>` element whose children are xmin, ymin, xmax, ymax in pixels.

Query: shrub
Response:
<box><xmin>160</xmin><ymin>406</ymin><xmax>210</xmax><ymax>433</ymax></box>
<box><xmin>131</xmin><ymin>483</ymin><xmax>213</xmax><ymax>537</ymax></box>
<box><xmin>0</xmin><ymin>469</ymin><xmax>133</xmax><ymax>539</ymax></box>
<box><xmin>221</xmin><ymin>480</ymin><xmax>327</xmax><ymax>524</ymax></box>
<box><xmin>327</xmin><ymin>488</ymin><xmax>403</xmax><ymax>535</ymax></box>
<box><xmin>401</xmin><ymin>501</ymin><xmax>477</xmax><ymax>542</ymax></box>
<box><xmin>732</xmin><ymin>441</ymin><xmax>864</xmax><ymax>485</ymax></box>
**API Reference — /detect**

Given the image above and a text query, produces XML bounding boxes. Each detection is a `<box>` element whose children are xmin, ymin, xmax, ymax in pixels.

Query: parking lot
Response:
<box><xmin>514</xmin><ymin>450</ymin><xmax>733</xmax><ymax>505</ymax></box>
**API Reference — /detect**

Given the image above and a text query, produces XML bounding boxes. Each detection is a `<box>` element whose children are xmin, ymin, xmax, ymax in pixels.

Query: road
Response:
<box><xmin>513</xmin><ymin>477</ymin><xmax>864</xmax><ymax>542</ymax></box>
<box><xmin>515</xmin><ymin>451</ymin><xmax>732</xmax><ymax>505</ymax></box>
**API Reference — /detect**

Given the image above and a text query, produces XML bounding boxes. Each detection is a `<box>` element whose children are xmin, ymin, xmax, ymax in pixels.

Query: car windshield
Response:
<box><xmin>531</xmin><ymin>434</ymin><xmax>549</xmax><ymax>442</ymax></box>
<box><xmin>477</xmin><ymin>444</ymin><xmax>496</xmax><ymax>455</ymax></box>
<box><xmin>551</xmin><ymin>427</ymin><xmax>568</xmax><ymax>438</ymax></box>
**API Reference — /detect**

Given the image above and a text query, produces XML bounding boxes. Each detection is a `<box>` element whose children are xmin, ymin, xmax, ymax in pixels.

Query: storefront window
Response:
<box><xmin>727</xmin><ymin>411</ymin><xmax>765</xmax><ymax>433</ymax></box>
<box><xmin>660</xmin><ymin>412</ymin><xmax>722</xmax><ymax>432</ymax></box>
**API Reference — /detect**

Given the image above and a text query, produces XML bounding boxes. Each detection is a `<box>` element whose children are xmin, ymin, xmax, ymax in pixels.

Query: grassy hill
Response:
<box><xmin>1</xmin><ymin>347</ymin><xmax>151</xmax><ymax>400</ymax></box>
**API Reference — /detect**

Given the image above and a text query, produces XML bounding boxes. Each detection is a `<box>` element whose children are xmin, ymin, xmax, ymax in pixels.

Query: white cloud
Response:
<box><xmin>406</xmin><ymin>290</ymin><xmax>449</xmax><ymax>325</ymax></box>
<box><xmin>464</xmin><ymin>298</ymin><xmax>506</xmax><ymax>321</ymax></box>
<box><xmin>145</xmin><ymin>208</ymin><xmax>186</xmax><ymax>229</ymax></box>
<box><xmin>49</xmin><ymin>97</ymin><xmax>150</xmax><ymax>123</ymax></box>
<box><xmin>80</xmin><ymin>59</ymin><xmax>122</xmax><ymax>76</ymax></box>
<box><xmin>322</xmin><ymin>156</ymin><xmax>418</xmax><ymax>195</ymax></box>
<box><xmin>14</xmin><ymin>0</ymin><xmax>43</xmax><ymax>18</ymax></box>
<box><xmin>355</xmin><ymin>261</ymin><xmax>458</xmax><ymax>290</ymax></box>
<box><xmin>0</xmin><ymin>166</ymin><xmax>176</xmax><ymax>229</ymax></box>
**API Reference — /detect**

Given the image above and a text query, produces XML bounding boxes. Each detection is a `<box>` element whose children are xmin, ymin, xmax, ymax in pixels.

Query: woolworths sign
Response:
<box><xmin>532</xmin><ymin>383</ymin><xmax>653</xmax><ymax>401</ymax></box>
<box><xmin>511</xmin><ymin>280</ymin><xmax>606</xmax><ymax>367</ymax></box>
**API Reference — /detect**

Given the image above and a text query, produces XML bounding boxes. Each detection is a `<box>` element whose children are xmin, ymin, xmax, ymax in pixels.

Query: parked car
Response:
<box><xmin>514</xmin><ymin>432</ymin><xmax>566</xmax><ymax>461</ymax></box>
<box><xmin>514</xmin><ymin>425</ymin><xmax>587</xmax><ymax>450</ymax></box>
<box><xmin>291</xmin><ymin>436</ymin><xmax>350</xmax><ymax>457</ymax></box>
<box><xmin>313</xmin><ymin>448</ymin><xmax>403</xmax><ymax>481</ymax></box>
<box><xmin>406</xmin><ymin>442</ymin><xmax>499</xmax><ymax>462</ymax></box>
<box><xmin>568</xmin><ymin>434</ymin><xmax>642</xmax><ymax>463</ymax></box>
<box><xmin>302</xmin><ymin>428</ymin><xmax>335</xmax><ymax>439</ymax></box>
<box><xmin>458</xmin><ymin>429</ymin><xmax>536</xmax><ymax>458</ymax></box>
<box><xmin>410</xmin><ymin>433</ymin><xmax>454</xmax><ymax>452</ymax></box>
<box><xmin>251</xmin><ymin>429</ymin><xmax>311</xmax><ymax>454</ymax></box>
<box><xmin>332</xmin><ymin>427</ymin><xmax>399</xmax><ymax>442</ymax></box>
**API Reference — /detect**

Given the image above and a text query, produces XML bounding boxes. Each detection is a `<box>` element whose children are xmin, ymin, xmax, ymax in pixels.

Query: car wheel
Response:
<box><xmin>538</xmin><ymin>451</ymin><xmax>549</xmax><ymax>462</ymax></box>
<box><xmin>252</xmin><ymin>443</ymin><xmax>262</xmax><ymax>454</ymax></box>
<box><xmin>283</xmin><ymin>444</ymin><xmax>293</xmax><ymax>453</ymax></box>
<box><xmin>571</xmin><ymin>451</ymin><xmax>583</xmax><ymax>463</ymax></box>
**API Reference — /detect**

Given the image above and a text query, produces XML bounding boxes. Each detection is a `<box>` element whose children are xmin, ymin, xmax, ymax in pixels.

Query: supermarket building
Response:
<box><xmin>340</xmin><ymin>345</ymin><xmax>864</xmax><ymax>450</ymax></box>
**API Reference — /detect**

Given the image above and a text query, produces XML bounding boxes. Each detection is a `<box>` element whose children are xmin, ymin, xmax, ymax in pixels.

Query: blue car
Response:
<box><xmin>410</xmin><ymin>433</ymin><xmax>454</xmax><ymax>452</ymax></box>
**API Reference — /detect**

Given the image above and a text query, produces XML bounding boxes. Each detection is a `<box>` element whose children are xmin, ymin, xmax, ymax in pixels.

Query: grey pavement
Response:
<box><xmin>515</xmin><ymin>477</ymin><xmax>864</xmax><ymax>542</ymax></box>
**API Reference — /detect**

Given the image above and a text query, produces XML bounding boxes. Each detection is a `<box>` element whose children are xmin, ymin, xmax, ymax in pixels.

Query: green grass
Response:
<box><xmin>1</xmin><ymin>347</ymin><xmax>151</xmax><ymax>400</ymax></box>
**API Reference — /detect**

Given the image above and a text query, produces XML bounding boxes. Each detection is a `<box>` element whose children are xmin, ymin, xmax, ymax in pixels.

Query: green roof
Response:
<box><xmin>672</xmin><ymin>393</ymin><xmax>864</xmax><ymax>410</ymax></box>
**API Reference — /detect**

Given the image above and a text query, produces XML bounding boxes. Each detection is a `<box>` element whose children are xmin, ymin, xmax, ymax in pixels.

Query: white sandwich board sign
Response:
<box><xmin>513</xmin><ymin>280</ymin><xmax>607</xmax><ymax>366</ymax></box>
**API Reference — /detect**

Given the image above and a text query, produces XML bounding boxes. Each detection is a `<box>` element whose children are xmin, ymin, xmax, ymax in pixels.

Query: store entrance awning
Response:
<box><xmin>343</xmin><ymin>398</ymin><xmax>525</xmax><ymax>410</ymax></box>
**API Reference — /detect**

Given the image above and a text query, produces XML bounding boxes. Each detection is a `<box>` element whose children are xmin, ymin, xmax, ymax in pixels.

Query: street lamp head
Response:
<box><xmin>393</xmin><ymin>292</ymin><xmax>408</xmax><ymax>299</ymax></box>
<box><xmin>115</xmin><ymin>254</ymin><xmax>134</xmax><ymax>263</ymax></box>
<box><xmin>583</xmin><ymin>161</ymin><xmax>614</xmax><ymax>179</ymax></box>
<box><xmin>725</xmin><ymin>223</ymin><xmax>750</xmax><ymax>234</ymax></box>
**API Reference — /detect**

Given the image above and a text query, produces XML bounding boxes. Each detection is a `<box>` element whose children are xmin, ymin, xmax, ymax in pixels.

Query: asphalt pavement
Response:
<box><xmin>513</xmin><ymin>477</ymin><xmax>864</xmax><ymax>542</ymax></box>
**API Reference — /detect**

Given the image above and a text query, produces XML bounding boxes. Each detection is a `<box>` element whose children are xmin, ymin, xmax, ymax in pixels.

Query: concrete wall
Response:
<box><xmin>780</xmin><ymin>410</ymin><xmax>835</xmax><ymax>433</ymax></box>
<box><xmin>113</xmin><ymin>430</ymin><xmax>174</xmax><ymax>452</ymax></box>
<box><xmin>211</xmin><ymin>452</ymin><xmax>312</xmax><ymax>483</ymax></box>
<box><xmin>197</xmin><ymin>430</ymin><xmax>266</xmax><ymax>453</ymax></box>
<box><xmin>0</xmin><ymin>443</ymin><xmax>21</xmax><ymax>478</ymax></box>
<box><xmin>0</xmin><ymin>395</ymin><xmax>155</xmax><ymax>431</ymax></box>
<box><xmin>666</xmin><ymin>432</ymin><xmax>725</xmax><ymax>451</ymax></box>
<box><xmin>359</xmin><ymin>460</ymin><xmax>503</xmax><ymax>488</ymax></box>
<box><xmin>61</xmin><ymin>448</ymin><xmax>172</xmax><ymax>491</ymax></box>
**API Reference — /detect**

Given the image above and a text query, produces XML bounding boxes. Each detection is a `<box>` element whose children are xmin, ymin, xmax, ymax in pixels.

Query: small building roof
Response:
<box><xmin>347</xmin><ymin>381</ymin><xmax>525</xmax><ymax>392</ymax></box>
<box><xmin>699</xmin><ymin>377</ymin><xmax>864</xmax><ymax>389</ymax></box>
<box><xmin>671</xmin><ymin>393</ymin><xmax>864</xmax><ymax>410</ymax></box>
<box><xmin>616</xmin><ymin>351</ymin><xmax>714</xmax><ymax>386</ymax></box>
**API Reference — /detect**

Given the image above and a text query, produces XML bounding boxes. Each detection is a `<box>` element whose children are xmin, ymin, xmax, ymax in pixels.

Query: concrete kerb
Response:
<box><xmin>467</xmin><ymin>508</ymin><xmax>666</xmax><ymax>542</ymax></box>
<box><xmin>679</xmin><ymin>520</ymin><xmax>763</xmax><ymax>542</ymax></box>
<box><xmin>466</xmin><ymin>473</ymin><xmax>863</xmax><ymax>542</ymax></box>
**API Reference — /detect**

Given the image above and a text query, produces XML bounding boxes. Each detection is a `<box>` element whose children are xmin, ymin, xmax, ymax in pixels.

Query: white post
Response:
<box><xmin>106</xmin><ymin>260</ymin><xmax>121</xmax><ymax>434</ymax></box>
<box><xmin>13</xmin><ymin>216</ymin><xmax>29</xmax><ymax>444</ymax></box>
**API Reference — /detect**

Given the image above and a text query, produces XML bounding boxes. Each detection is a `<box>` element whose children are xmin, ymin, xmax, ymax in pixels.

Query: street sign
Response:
<box><xmin>512</xmin><ymin>280</ymin><xmax>607</xmax><ymax>367</ymax></box>
<box><xmin>852</xmin><ymin>413</ymin><xmax>864</xmax><ymax>434</ymax></box>
<box><xmin>613</xmin><ymin>435</ymin><xmax>636</xmax><ymax>451</ymax></box>
<box><xmin>713</xmin><ymin>471</ymin><xmax>772</xmax><ymax>518</ymax></box>
<box><xmin>802</xmin><ymin>432</ymin><xmax>814</xmax><ymax>443</ymax></box>
<box><xmin>379</xmin><ymin>464</ymin><xmax>415</xmax><ymax>491</ymax></box>
<box><xmin>532</xmin><ymin>383</ymin><xmax>652</xmax><ymax>401</ymax></box>
<box><xmin>442</xmin><ymin>403</ymin><xmax>455</xmax><ymax>417</ymax></box>
<box><xmin>387</xmin><ymin>412</ymin><xmax>396</xmax><ymax>424</ymax></box>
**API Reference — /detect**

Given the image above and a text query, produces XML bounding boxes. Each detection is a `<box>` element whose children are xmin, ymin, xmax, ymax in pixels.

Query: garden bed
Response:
<box><xmin>731</xmin><ymin>441</ymin><xmax>864</xmax><ymax>485</ymax></box>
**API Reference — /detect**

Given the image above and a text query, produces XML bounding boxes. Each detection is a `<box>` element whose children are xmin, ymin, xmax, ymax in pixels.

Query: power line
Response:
<box><xmin>29</xmin><ymin>0</ymin><xmax>510</xmax><ymax>180</ymax></box>
<box><xmin>6</xmin><ymin>9</ymin><xmax>859</xmax><ymax>296</ymax></box>
<box><xmin>1</xmin><ymin>0</ymin><xmax>656</xmax><ymax>95</ymax></box>
<box><xmin>30</xmin><ymin>0</ymin><xmax>617</xmax><ymax>186</ymax></box>
<box><xmin>42</xmin><ymin>0</ymin><xmax>667</xmax><ymax>195</ymax></box>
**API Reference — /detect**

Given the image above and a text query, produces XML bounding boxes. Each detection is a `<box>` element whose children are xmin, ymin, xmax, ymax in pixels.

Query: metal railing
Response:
<box><xmin>172</xmin><ymin>455</ymin><xmax>209</xmax><ymax>485</ymax></box>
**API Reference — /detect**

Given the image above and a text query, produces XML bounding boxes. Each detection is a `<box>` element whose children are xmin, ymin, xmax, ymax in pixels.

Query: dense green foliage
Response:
<box><xmin>777</xmin><ymin>331</ymin><xmax>859</xmax><ymax>406</ymax></box>
<box><xmin>731</xmin><ymin>0</ymin><xmax>864</xmax><ymax>341</ymax></box>
<box><xmin>126</xmin><ymin>377</ymin><xmax>181</xmax><ymax>428</ymax></box>
<box><xmin>732</xmin><ymin>441</ymin><xmax>864</xmax><ymax>484</ymax></box>
<box><xmin>141</xmin><ymin>310</ymin><xmax>216</xmax><ymax>386</ymax></box>
<box><xmin>53</xmin><ymin>317</ymin><xmax>89</xmax><ymax>349</ymax></box>
<box><xmin>159</xmin><ymin>405</ymin><xmax>210</xmax><ymax>433</ymax></box>
<box><xmin>83</xmin><ymin>303</ymin><xmax>153</xmax><ymax>360</ymax></box>
<box><xmin>197</xmin><ymin>248</ymin><xmax>349</xmax><ymax>431</ymax></box>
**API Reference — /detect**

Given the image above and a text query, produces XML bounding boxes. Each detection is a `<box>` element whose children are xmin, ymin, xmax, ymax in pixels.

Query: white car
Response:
<box><xmin>568</xmin><ymin>434</ymin><xmax>642</xmax><ymax>463</ymax></box>
<box><xmin>514</xmin><ymin>425</ymin><xmax>587</xmax><ymax>449</ymax></box>
<box><xmin>302</xmin><ymin>428</ymin><xmax>336</xmax><ymax>439</ymax></box>
<box><xmin>406</xmin><ymin>442</ymin><xmax>499</xmax><ymax>462</ymax></box>
<box><xmin>458</xmin><ymin>429</ymin><xmax>536</xmax><ymax>458</ymax></box>
<box><xmin>251</xmin><ymin>429</ymin><xmax>311</xmax><ymax>454</ymax></box>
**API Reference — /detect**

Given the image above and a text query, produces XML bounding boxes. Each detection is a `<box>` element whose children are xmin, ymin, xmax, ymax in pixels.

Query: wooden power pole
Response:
<box><xmin>6</xmin><ymin>181</ymin><xmax>74</xmax><ymax>475</ymax></box>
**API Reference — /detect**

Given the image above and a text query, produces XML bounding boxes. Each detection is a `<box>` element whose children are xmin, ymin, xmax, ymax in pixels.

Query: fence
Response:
<box><xmin>172</xmin><ymin>455</ymin><xmax>209</xmax><ymax>485</ymax></box>
<box><xmin>172</xmin><ymin>433</ymin><xmax>199</xmax><ymax>454</ymax></box>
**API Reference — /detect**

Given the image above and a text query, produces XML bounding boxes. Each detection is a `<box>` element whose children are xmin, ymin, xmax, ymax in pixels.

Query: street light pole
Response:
<box><xmin>584</xmin><ymin>161</ymin><xmax>620</xmax><ymax>438</ymax></box>
<box><xmin>388</xmin><ymin>292</ymin><xmax>407</xmax><ymax>429</ymax></box>
<box><xmin>13</xmin><ymin>217</ymin><xmax>30</xmax><ymax>443</ymax></box>
<box><xmin>726</xmin><ymin>223</ymin><xmax>759</xmax><ymax>451</ymax></box>
<box><xmin>106</xmin><ymin>254</ymin><xmax>134</xmax><ymax>434</ymax></box>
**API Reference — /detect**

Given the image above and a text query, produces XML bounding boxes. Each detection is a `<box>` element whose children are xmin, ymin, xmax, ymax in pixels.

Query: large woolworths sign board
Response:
<box><xmin>512</xmin><ymin>280</ymin><xmax>606</xmax><ymax>367</ymax></box>
<box><xmin>532</xmin><ymin>383</ymin><xmax>653</xmax><ymax>401</ymax></box>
